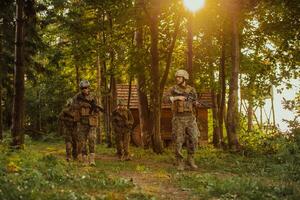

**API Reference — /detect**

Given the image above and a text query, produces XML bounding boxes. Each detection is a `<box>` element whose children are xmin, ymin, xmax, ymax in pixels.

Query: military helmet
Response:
<box><xmin>79</xmin><ymin>80</ymin><xmax>90</xmax><ymax>88</ymax></box>
<box><xmin>175</xmin><ymin>69</ymin><xmax>189</xmax><ymax>80</ymax></box>
<box><xmin>117</xmin><ymin>99</ymin><xmax>126</xmax><ymax>106</ymax></box>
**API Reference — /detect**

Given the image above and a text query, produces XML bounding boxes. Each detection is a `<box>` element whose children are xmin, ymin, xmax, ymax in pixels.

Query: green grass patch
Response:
<box><xmin>0</xmin><ymin>144</ymin><xmax>134</xmax><ymax>200</ymax></box>
<box><xmin>177</xmin><ymin>173</ymin><xmax>299</xmax><ymax>200</ymax></box>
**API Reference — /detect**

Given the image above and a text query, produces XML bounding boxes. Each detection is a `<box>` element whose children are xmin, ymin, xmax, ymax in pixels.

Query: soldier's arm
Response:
<box><xmin>163</xmin><ymin>87</ymin><xmax>175</xmax><ymax>103</ymax></box>
<box><xmin>164</xmin><ymin>86</ymin><xmax>186</xmax><ymax>103</ymax></box>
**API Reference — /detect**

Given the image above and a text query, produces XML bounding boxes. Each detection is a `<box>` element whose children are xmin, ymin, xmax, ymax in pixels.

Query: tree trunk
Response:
<box><xmin>96</xmin><ymin>38</ymin><xmax>102</xmax><ymax>144</ymax></box>
<box><xmin>247</xmin><ymin>79</ymin><xmax>254</xmax><ymax>131</ymax></box>
<box><xmin>160</xmin><ymin>15</ymin><xmax>180</xmax><ymax>92</ymax></box>
<box><xmin>37</xmin><ymin>89</ymin><xmax>42</xmax><ymax>131</ymax></box>
<box><xmin>135</xmin><ymin>0</ymin><xmax>152</xmax><ymax>148</ymax></box>
<box><xmin>11</xmin><ymin>0</ymin><xmax>25</xmax><ymax>148</ymax></box>
<box><xmin>149</xmin><ymin>2</ymin><xmax>163</xmax><ymax>153</ymax></box>
<box><xmin>186</xmin><ymin>14</ymin><xmax>193</xmax><ymax>85</ymax></box>
<box><xmin>102</xmin><ymin>18</ymin><xmax>112</xmax><ymax>147</ymax></box>
<box><xmin>218</xmin><ymin>27</ymin><xmax>226</xmax><ymax>147</ymax></box>
<box><xmin>226</xmin><ymin>2</ymin><xmax>240</xmax><ymax>150</ymax></box>
<box><xmin>137</xmin><ymin>76</ymin><xmax>152</xmax><ymax>148</ymax></box>
<box><xmin>247</xmin><ymin>96</ymin><xmax>253</xmax><ymax>131</ymax></box>
<box><xmin>0</xmin><ymin>23</ymin><xmax>3</xmax><ymax>140</ymax></box>
<box><xmin>206</xmin><ymin>35</ymin><xmax>221</xmax><ymax>148</ymax></box>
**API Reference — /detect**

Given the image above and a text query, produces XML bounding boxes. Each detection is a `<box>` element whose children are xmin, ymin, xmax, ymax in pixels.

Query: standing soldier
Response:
<box><xmin>58</xmin><ymin>98</ymin><xmax>78</xmax><ymax>162</ymax></box>
<box><xmin>72</xmin><ymin>80</ymin><xmax>104</xmax><ymax>166</ymax></box>
<box><xmin>165</xmin><ymin>69</ymin><xmax>200</xmax><ymax>170</ymax></box>
<box><xmin>112</xmin><ymin>99</ymin><xmax>134</xmax><ymax>161</ymax></box>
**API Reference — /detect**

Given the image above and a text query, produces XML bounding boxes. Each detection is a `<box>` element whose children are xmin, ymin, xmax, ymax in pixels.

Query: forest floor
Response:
<box><xmin>1</xmin><ymin>139</ymin><xmax>300</xmax><ymax>200</ymax></box>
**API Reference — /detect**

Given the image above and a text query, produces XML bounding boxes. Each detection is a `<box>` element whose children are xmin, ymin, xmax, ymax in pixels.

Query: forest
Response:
<box><xmin>0</xmin><ymin>0</ymin><xmax>299</xmax><ymax>199</ymax></box>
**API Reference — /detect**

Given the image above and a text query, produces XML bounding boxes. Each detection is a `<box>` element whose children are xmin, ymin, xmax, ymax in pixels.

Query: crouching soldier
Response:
<box><xmin>112</xmin><ymin>99</ymin><xmax>134</xmax><ymax>161</ymax></box>
<box><xmin>72</xmin><ymin>80</ymin><xmax>104</xmax><ymax>166</ymax></box>
<box><xmin>58</xmin><ymin>98</ymin><xmax>78</xmax><ymax>161</ymax></box>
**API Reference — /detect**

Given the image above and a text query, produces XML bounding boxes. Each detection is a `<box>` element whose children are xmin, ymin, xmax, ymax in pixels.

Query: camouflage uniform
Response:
<box><xmin>165</xmin><ymin>70</ymin><xmax>200</xmax><ymax>170</ymax></box>
<box><xmin>72</xmin><ymin>87</ymin><xmax>102</xmax><ymax>165</ymax></box>
<box><xmin>58</xmin><ymin>103</ymin><xmax>78</xmax><ymax>161</ymax></box>
<box><xmin>111</xmin><ymin>101</ymin><xmax>134</xmax><ymax>160</ymax></box>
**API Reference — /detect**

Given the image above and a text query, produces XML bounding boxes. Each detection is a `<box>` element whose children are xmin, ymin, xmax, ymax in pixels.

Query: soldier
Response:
<box><xmin>165</xmin><ymin>69</ymin><xmax>200</xmax><ymax>170</ymax></box>
<box><xmin>72</xmin><ymin>80</ymin><xmax>104</xmax><ymax>166</ymax></box>
<box><xmin>111</xmin><ymin>99</ymin><xmax>134</xmax><ymax>161</ymax></box>
<box><xmin>58</xmin><ymin>98</ymin><xmax>78</xmax><ymax>162</ymax></box>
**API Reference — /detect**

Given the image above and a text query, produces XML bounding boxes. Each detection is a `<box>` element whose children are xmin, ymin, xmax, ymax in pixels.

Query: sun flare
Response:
<box><xmin>183</xmin><ymin>0</ymin><xmax>205</xmax><ymax>12</ymax></box>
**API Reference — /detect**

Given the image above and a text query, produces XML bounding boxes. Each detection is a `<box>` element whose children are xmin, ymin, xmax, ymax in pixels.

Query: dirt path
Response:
<box><xmin>95</xmin><ymin>154</ymin><xmax>197</xmax><ymax>200</ymax></box>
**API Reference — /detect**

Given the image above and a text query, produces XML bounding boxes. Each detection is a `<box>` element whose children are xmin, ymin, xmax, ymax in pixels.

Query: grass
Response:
<box><xmin>0</xmin><ymin>139</ymin><xmax>300</xmax><ymax>199</ymax></box>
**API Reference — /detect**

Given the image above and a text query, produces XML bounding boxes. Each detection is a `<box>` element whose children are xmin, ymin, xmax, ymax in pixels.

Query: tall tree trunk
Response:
<box><xmin>101</xmin><ymin>13</ymin><xmax>112</xmax><ymax>147</ymax></box>
<box><xmin>247</xmin><ymin>79</ymin><xmax>254</xmax><ymax>131</ymax></box>
<box><xmin>137</xmin><ymin>75</ymin><xmax>152</xmax><ymax>148</ymax></box>
<box><xmin>186</xmin><ymin>14</ymin><xmax>193</xmax><ymax>85</ymax></box>
<box><xmin>11</xmin><ymin>0</ymin><xmax>25</xmax><ymax>148</ymax></box>
<box><xmin>218</xmin><ymin>27</ymin><xmax>226</xmax><ymax>147</ymax></box>
<box><xmin>136</xmin><ymin>0</ymin><xmax>152</xmax><ymax>148</ymax></box>
<box><xmin>96</xmin><ymin>38</ymin><xmax>102</xmax><ymax>144</ymax></box>
<box><xmin>206</xmin><ymin>36</ymin><xmax>221</xmax><ymax>148</ymax></box>
<box><xmin>37</xmin><ymin>89</ymin><xmax>42</xmax><ymax>131</ymax></box>
<box><xmin>160</xmin><ymin>15</ymin><xmax>180</xmax><ymax>92</ymax></box>
<box><xmin>226</xmin><ymin>2</ymin><xmax>240</xmax><ymax>150</ymax></box>
<box><xmin>149</xmin><ymin>1</ymin><xmax>163</xmax><ymax>153</ymax></box>
<box><xmin>0</xmin><ymin>22</ymin><xmax>3</xmax><ymax>140</ymax></box>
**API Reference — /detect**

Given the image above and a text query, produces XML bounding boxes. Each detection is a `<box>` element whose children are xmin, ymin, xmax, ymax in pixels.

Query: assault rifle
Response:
<box><xmin>172</xmin><ymin>89</ymin><xmax>210</xmax><ymax>108</ymax></box>
<box><xmin>77</xmin><ymin>96</ymin><xmax>105</xmax><ymax>113</ymax></box>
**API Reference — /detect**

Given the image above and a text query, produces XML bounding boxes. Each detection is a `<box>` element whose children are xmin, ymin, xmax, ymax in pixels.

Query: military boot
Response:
<box><xmin>89</xmin><ymin>153</ymin><xmax>96</xmax><ymax>166</ymax></box>
<box><xmin>176</xmin><ymin>158</ymin><xmax>185</xmax><ymax>171</ymax></box>
<box><xmin>187</xmin><ymin>154</ymin><xmax>198</xmax><ymax>170</ymax></box>
<box><xmin>66</xmin><ymin>155</ymin><xmax>71</xmax><ymax>162</ymax></box>
<box><xmin>82</xmin><ymin>155</ymin><xmax>89</xmax><ymax>166</ymax></box>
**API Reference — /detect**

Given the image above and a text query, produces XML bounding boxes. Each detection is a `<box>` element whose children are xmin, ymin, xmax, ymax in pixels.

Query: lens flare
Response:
<box><xmin>183</xmin><ymin>0</ymin><xmax>205</xmax><ymax>12</ymax></box>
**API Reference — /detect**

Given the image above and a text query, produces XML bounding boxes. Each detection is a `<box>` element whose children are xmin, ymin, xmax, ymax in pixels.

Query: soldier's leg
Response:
<box><xmin>115</xmin><ymin>130</ymin><xmax>123</xmax><ymax>158</ymax></box>
<box><xmin>77</xmin><ymin>124</ymin><xmax>88</xmax><ymax>163</ymax></box>
<box><xmin>82</xmin><ymin>126</ymin><xmax>90</xmax><ymax>165</ymax></box>
<box><xmin>88</xmin><ymin>127</ymin><xmax>96</xmax><ymax>166</ymax></box>
<box><xmin>65</xmin><ymin>129</ymin><xmax>72</xmax><ymax>161</ymax></box>
<box><xmin>123</xmin><ymin>131</ymin><xmax>131</xmax><ymax>160</ymax></box>
<box><xmin>172</xmin><ymin>117</ymin><xmax>184</xmax><ymax>159</ymax></box>
<box><xmin>172</xmin><ymin>117</ymin><xmax>185</xmax><ymax>170</ymax></box>
<box><xmin>186</xmin><ymin>116</ymin><xmax>200</xmax><ymax>170</ymax></box>
<box><xmin>71</xmin><ymin>126</ymin><xmax>78</xmax><ymax>160</ymax></box>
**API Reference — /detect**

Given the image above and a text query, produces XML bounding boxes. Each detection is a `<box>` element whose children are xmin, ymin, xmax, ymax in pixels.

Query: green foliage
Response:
<box><xmin>176</xmin><ymin>142</ymin><xmax>300</xmax><ymax>199</ymax></box>
<box><xmin>0</xmin><ymin>145</ymin><xmax>133</xmax><ymax>200</ymax></box>
<box><xmin>178</xmin><ymin>173</ymin><xmax>299</xmax><ymax>200</ymax></box>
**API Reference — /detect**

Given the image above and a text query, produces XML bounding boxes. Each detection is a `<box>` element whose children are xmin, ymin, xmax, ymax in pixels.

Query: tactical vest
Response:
<box><xmin>171</xmin><ymin>85</ymin><xmax>194</xmax><ymax>114</ymax></box>
<box><xmin>74</xmin><ymin>93</ymin><xmax>98</xmax><ymax>127</ymax></box>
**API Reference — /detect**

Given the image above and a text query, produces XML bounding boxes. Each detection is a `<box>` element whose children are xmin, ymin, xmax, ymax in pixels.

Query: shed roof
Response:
<box><xmin>117</xmin><ymin>84</ymin><xmax>212</xmax><ymax>109</ymax></box>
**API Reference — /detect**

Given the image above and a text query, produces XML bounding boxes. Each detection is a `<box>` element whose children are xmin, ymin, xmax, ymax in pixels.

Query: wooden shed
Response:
<box><xmin>116</xmin><ymin>84</ymin><xmax>212</xmax><ymax>146</ymax></box>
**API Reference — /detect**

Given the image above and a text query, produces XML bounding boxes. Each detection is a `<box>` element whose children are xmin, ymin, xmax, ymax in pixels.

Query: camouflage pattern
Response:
<box><xmin>77</xmin><ymin>123</ymin><xmax>96</xmax><ymax>155</ymax></box>
<box><xmin>172</xmin><ymin>115</ymin><xmax>199</xmax><ymax>159</ymax></box>
<box><xmin>72</xmin><ymin>92</ymin><xmax>100</xmax><ymax>159</ymax></box>
<box><xmin>165</xmin><ymin>84</ymin><xmax>200</xmax><ymax>160</ymax></box>
<box><xmin>58</xmin><ymin>106</ymin><xmax>78</xmax><ymax>160</ymax></box>
<box><xmin>111</xmin><ymin>107</ymin><xmax>134</xmax><ymax>158</ymax></box>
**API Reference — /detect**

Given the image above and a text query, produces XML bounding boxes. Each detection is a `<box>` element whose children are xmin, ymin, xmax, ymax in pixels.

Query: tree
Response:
<box><xmin>225</xmin><ymin>0</ymin><xmax>240</xmax><ymax>150</ymax></box>
<box><xmin>11</xmin><ymin>0</ymin><xmax>26</xmax><ymax>148</ymax></box>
